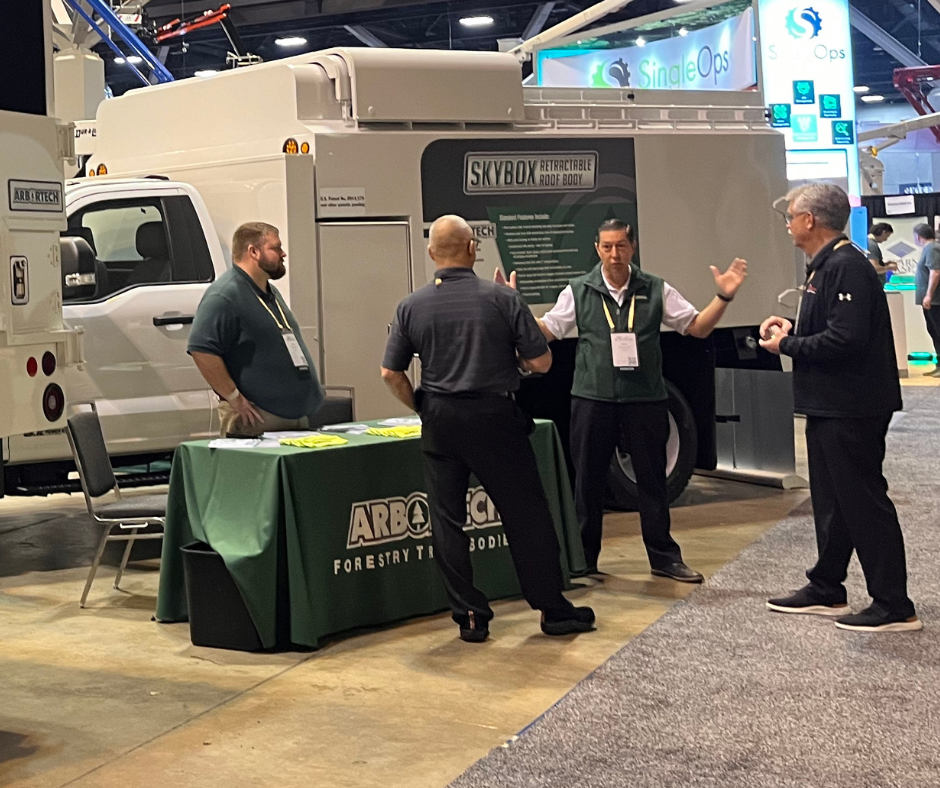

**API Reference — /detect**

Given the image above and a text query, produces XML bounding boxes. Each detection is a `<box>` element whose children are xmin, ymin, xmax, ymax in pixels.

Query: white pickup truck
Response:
<box><xmin>1</xmin><ymin>177</ymin><xmax>227</xmax><ymax>494</ymax></box>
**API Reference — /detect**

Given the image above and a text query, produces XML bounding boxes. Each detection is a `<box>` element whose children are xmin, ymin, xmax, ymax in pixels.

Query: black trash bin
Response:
<box><xmin>181</xmin><ymin>541</ymin><xmax>263</xmax><ymax>651</ymax></box>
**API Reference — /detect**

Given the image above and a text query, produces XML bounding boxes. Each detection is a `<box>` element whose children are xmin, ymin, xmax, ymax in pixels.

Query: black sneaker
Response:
<box><xmin>651</xmin><ymin>562</ymin><xmax>704</xmax><ymax>584</ymax></box>
<box><xmin>766</xmin><ymin>585</ymin><xmax>850</xmax><ymax>617</ymax></box>
<box><xmin>541</xmin><ymin>605</ymin><xmax>596</xmax><ymax>636</ymax></box>
<box><xmin>835</xmin><ymin>606</ymin><xmax>923</xmax><ymax>632</ymax></box>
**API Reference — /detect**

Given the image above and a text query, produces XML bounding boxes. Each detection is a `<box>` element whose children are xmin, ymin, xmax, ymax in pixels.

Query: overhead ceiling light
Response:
<box><xmin>459</xmin><ymin>15</ymin><xmax>495</xmax><ymax>27</ymax></box>
<box><xmin>861</xmin><ymin>94</ymin><xmax>885</xmax><ymax>103</ymax></box>
<box><xmin>678</xmin><ymin>27</ymin><xmax>689</xmax><ymax>36</ymax></box>
<box><xmin>275</xmin><ymin>36</ymin><xmax>307</xmax><ymax>47</ymax></box>
<box><xmin>853</xmin><ymin>85</ymin><xmax>870</xmax><ymax>94</ymax></box>
<box><xmin>636</xmin><ymin>36</ymin><xmax>646</xmax><ymax>47</ymax></box>
<box><xmin>113</xmin><ymin>56</ymin><xmax>125</xmax><ymax>64</ymax></box>
<box><xmin>126</xmin><ymin>55</ymin><xmax>143</xmax><ymax>64</ymax></box>
<box><xmin>194</xmin><ymin>69</ymin><xmax>219</xmax><ymax>77</ymax></box>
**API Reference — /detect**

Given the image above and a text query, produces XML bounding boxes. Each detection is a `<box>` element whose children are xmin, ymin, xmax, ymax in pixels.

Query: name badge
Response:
<box><xmin>611</xmin><ymin>332</ymin><xmax>639</xmax><ymax>370</ymax></box>
<box><xmin>282</xmin><ymin>332</ymin><xmax>309</xmax><ymax>370</ymax></box>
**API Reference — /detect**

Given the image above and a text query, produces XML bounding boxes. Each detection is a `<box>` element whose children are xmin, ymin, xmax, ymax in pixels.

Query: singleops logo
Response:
<box><xmin>785</xmin><ymin>7</ymin><xmax>823</xmax><ymax>40</ymax></box>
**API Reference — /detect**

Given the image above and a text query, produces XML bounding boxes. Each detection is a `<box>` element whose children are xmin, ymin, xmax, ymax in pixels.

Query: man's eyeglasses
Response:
<box><xmin>784</xmin><ymin>211</ymin><xmax>811</xmax><ymax>224</ymax></box>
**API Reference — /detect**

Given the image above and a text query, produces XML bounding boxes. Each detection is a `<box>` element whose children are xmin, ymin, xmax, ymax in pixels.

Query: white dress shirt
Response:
<box><xmin>541</xmin><ymin>269</ymin><xmax>699</xmax><ymax>340</ymax></box>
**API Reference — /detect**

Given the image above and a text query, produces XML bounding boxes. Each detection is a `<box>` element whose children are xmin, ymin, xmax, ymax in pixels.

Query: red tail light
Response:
<box><xmin>42</xmin><ymin>351</ymin><xmax>56</xmax><ymax>376</ymax></box>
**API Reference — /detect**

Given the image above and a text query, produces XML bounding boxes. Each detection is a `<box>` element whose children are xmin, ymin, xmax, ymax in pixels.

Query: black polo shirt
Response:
<box><xmin>779</xmin><ymin>236</ymin><xmax>901</xmax><ymax>418</ymax></box>
<box><xmin>382</xmin><ymin>267</ymin><xmax>548</xmax><ymax>394</ymax></box>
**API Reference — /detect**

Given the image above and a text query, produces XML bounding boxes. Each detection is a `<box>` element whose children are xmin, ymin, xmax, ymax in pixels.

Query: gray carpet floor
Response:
<box><xmin>451</xmin><ymin>387</ymin><xmax>939</xmax><ymax>788</ymax></box>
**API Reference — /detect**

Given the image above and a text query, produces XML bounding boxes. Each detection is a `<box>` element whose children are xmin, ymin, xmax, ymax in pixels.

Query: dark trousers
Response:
<box><xmin>923</xmin><ymin>305</ymin><xmax>940</xmax><ymax>359</ymax></box>
<box><xmin>419</xmin><ymin>394</ymin><xmax>569</xmax><ymax>626</ymax></box>
<box><xmin>805</xmin><ymin>415</ymin><xmax>915</xmax><ymax>618</ymax></box>
<box><xmin>570</xmin><ymin>396</ymin><xmax>682</xmax><ymax>571</ymax></box>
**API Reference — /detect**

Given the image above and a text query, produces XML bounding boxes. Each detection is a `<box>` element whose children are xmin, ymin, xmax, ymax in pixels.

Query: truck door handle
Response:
<box><xmin>153</xmin><ymin>315</ymin><xmax>195</xmax><ymax>327</ymax></box>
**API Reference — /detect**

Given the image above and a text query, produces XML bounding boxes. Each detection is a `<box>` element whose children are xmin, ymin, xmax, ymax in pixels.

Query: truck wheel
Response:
<box><xmin>605</xmin><ymin>381</ymin><xmax>698</xmax><ymax>510</ymax></box>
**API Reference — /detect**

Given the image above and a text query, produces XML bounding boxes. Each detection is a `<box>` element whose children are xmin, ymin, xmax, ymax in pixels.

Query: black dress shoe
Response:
<box><xmin>651</xmin><ymin>562</ymin><xmax>704</xmax><ymax>583</ymax></box>
<box><xmin>459</xmin><ymin>625</ymin><xmax>489</xmax><ymax>643</ymax></box>
<box><xmin>457</xmin><ymin>612</ymin><xmax>490</xmax><ymax>643</ymax></box>
<box><xmin>541</xmin><ymin>605</ymin><xmax>596</xmax><ymax>636</ymax></box>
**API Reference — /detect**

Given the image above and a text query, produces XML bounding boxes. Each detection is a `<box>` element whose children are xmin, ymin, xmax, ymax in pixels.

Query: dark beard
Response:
<box><xmin>261</xmin><ymin>260</ymin><xmax>286</xmax><ymax>280</ymax></box>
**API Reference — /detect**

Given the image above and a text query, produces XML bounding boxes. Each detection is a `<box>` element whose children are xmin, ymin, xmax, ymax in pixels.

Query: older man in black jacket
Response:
<box><xmin>759</xmin><ymin>183</ymin><xmax>920</xmax><ymax>633</ymax></box>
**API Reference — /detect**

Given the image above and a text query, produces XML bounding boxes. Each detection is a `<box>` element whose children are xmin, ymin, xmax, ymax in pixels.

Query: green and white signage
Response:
<box><xmin>758</xmin><ymin>0</ymin><xmax>860</xmax><ymax>196</ymax></box>
<box><xmin>535</xmin><ymin>8</ymin><xmax>756</xmax><ymax>92</ymax></box>
<box><xmin>421</xmin><ymin>138</ymin><xmax>639</xmax><ymax>306</ymax></box>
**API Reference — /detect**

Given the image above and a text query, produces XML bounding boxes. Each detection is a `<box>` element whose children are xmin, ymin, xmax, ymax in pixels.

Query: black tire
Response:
<box><xmin>605</xmin><ymin>380</ymin><xmax>698</xmax><ymax>511</ymax></box>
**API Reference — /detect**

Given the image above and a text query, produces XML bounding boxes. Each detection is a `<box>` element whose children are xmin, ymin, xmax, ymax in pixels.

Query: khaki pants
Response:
<box><xmin>218</xmin><ymin>401</ymin><xmax>309</xmax><ymax>438</ymax></box>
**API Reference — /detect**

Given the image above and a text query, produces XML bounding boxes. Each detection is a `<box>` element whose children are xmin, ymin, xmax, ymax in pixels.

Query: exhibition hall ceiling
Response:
<box><xmin>95</xmin><ymin>0</ymin><xmax>940</xmax><ymax>102</ymax></box>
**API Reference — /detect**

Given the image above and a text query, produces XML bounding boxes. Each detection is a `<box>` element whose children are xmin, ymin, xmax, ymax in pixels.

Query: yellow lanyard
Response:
<box><xmin>602</xmin><ymin>293</ymin><xmax>636</xmax><ymax>333</ymax></box>
<box><xmin>256</xmin><ymin>295</ymin><xmax>291</xmax><ymax>332</ymax></box>
<box><xmin>804</xmin><ymin>239</ymin><xmax>851</xmax><ymax>287</ymax></box>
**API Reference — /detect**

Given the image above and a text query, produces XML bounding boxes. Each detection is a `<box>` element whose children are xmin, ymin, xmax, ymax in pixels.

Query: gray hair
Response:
<box><xmin>785</xmin><ymin>183</ymin><xmax>851</xmax><ymax>231</ymax></box>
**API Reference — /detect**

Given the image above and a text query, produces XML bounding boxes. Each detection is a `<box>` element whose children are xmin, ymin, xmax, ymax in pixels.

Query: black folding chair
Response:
<box><xmin>66</xmin><ymin>404</ymin><xmax>166</xmax><ymax>608</ymax></box>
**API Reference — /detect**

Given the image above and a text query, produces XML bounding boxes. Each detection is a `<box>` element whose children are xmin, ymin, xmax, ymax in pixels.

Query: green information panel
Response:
<box><xmin>421</xmin><ymin>138</ymin><xmax>639</xmax><ymax>306</ymax></box>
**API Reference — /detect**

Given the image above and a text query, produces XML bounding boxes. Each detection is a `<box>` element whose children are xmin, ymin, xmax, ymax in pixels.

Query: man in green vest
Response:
<box><xmin>500</xmin><ymin>219</ymin><xmax>747</xmax><ymax>581</ymax></box>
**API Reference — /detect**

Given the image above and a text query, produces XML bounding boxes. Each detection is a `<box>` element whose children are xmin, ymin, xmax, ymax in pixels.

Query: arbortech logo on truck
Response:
<box><xmin>335</xmin><ymin>486</ymin><xmax>508</xmax><ymax>575</ymax></box>
<box><xmin>8</xmin><ymin>180</ymin><xmax>63</xmax><ymax>213</ymax></box>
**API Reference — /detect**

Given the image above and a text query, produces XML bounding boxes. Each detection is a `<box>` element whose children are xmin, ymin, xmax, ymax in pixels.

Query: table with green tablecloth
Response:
<box><xmin>156</xmin><ymin>419</ymin><xmax>585</xmax><ymax>648</ymax></box>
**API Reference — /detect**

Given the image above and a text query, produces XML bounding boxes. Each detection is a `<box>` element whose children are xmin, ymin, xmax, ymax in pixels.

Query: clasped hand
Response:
<box><xmin>758</xmin><ymin>316</ymin><xmax>793</xmax><ymax>355</ymax></box>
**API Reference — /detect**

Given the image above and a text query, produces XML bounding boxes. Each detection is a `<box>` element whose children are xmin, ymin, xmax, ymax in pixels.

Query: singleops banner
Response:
<box><xmin>535</xmin><ymin>7</ymin><xmax>756</xmax><ymax>92</ymax></box>
<box><xmin>758</xmin><ymin>0</ymin><xmax>860</xmax><ymax>197</ymax></box>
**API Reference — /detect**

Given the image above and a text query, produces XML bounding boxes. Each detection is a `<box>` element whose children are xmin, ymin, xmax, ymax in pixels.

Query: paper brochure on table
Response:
<box><xmin>376</xmin><ymin>417</ymin><xmax>421</xmax><ymax>426</ymax></box>
<box><xmin>208</xmin><ymin>438</ymin><xmax>280</xmax><ymax>449</ymax></box>
<box><xmin>319</xmin><ymin>423</ymin><xmax>371</xmax><ymax>434</ymax></box>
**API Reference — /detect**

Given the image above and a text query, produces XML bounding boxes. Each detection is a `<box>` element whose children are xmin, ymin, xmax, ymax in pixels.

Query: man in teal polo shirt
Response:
<box><xmin>188</xmin><ymin>222</ymin><xmax>323</xmax><ymax>437</ymax></box>
<box><xmin>504</xmin><ymin>219</ymin><xmax>747</xmax><ymax>581</ymax></box>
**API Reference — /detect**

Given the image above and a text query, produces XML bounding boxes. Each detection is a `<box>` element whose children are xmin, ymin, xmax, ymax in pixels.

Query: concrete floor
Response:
<box><xmin>2</xmin><ymin>377</ymin><xmax>931</xmax><ymax>788</ymax></box>
<box><xmin>0</xmin><ymin>485</ymin><xmax>806</xmax><ymax>788</ymax></box>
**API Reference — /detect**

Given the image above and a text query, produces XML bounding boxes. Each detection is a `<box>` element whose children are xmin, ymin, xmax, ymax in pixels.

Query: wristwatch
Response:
<box><xmin>223</xmin><ymin>387</ymin><xmax>241</xmax><ymax>404</ymax></box>
<box><xmin>716</xmin><ymin>292</ymin><xmax>734</xmax><ymax>303</ymax></box>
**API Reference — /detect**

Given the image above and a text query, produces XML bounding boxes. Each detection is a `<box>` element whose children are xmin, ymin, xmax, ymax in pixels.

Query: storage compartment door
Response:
<box><xmin>318</xmin><ymin>221</ymin><xmax>412</xmax><ymax>420</ymax></box>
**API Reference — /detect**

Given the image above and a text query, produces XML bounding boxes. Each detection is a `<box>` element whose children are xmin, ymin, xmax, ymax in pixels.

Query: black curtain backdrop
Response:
<box><xmin>862</xmin><ymin>194</ymin><xmax>940</xmax><ymax>226</ymax></box>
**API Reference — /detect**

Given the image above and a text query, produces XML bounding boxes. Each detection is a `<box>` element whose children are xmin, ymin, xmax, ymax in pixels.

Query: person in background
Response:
<box><xmin>761</xmin><ymin>183</ymin><xmax>919</xmax><ymax>633</ymax></box>
<box><xmin>380</xmin><ymin>215</ymin><xmax>595</xmax><ymax>643</ymax></box>
<box><xmin>188</xmin><ymin>222</ymin><xmax>324</xmax><ymax>437</ymax></box>
<box><xmin>913</xmin><ymin>223</ymin><xmax>940</xmax><ymax>376</ymax></box>
<box><xmin>867</xmin><ymin>222</ymin><xmax>895</xmax><ymax>286</ymax></box>
<box><xmin>499</xmin><ymin>219</ymin><xmax>747</xmax><ymax>583</ymax></box>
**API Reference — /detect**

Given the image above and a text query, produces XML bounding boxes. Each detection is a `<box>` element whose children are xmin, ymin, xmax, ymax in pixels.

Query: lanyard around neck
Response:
<box><xmin>806</xmin><ymin>238</ymin><xmax>852</xmax><ymax>286</ymax></box>
<box><xmin>256</xmin><ymin>294</ymin><xmax>290</xmax><ymax>332</ymax></box>
<box><xmin>602</xmin><ymin>293</ymin><xmax>636</xmax><ymax>333</ymax></box>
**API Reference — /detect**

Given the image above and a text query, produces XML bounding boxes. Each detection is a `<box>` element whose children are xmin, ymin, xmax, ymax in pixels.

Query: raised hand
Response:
<box><xmin>711</xmin><ymin>258</ymin><xmax>748</xmax><ymax>299</ymax></box>
<box><xmin>493</xmin><ymin>268</ymin><xmax>518</xmax><ymax>290</ymax></box>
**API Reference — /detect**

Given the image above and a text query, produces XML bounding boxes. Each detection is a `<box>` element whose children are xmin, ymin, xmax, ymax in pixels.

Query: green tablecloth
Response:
<box><xmin>156</xmin><ymin>420</ymin><xmax>585</xmax><ymax>648</ymax></box>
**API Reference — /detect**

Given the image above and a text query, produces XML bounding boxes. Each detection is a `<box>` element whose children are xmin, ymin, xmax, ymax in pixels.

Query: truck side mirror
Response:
<box><xmin>60</xmin><ymin>237</ymin><xmax>98</xmax><ymax>301</ymax></box>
